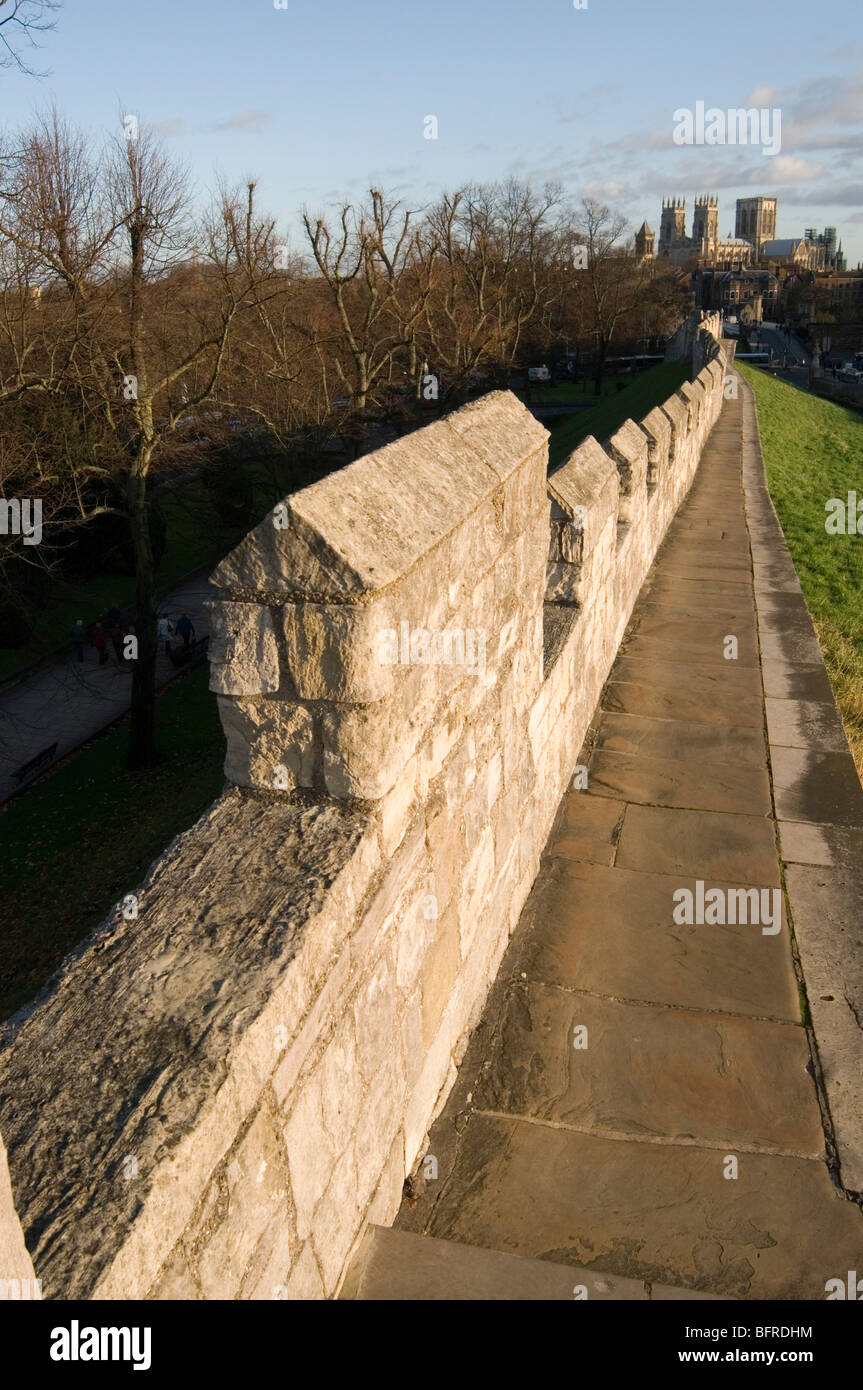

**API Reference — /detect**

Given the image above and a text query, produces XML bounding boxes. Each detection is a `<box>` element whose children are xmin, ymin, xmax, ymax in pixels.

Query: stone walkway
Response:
<box><xmin>367</xmin><ymin>384</ymin><xmax>863</xmax><ymax>1300</ymax></box>
<box><xmin>0</xmin><ymin>573</ymin><xmax>212</xmax><ymax>803</ymax></box>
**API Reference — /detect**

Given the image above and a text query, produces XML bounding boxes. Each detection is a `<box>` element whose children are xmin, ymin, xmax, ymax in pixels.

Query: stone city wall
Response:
<box><xmin>0</xmin><ymin>319</ymin><xmax>726</xmax><ymax>1301</ymax></box>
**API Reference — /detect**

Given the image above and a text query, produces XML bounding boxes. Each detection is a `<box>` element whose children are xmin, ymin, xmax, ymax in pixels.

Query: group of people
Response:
<box><xmin>71</xmin><ymin>604</ymin><xmax>131</xmax><ymax>667</ymax></box>
<box><xmin>157</xmin><ymin>611</ymin><xmax>196</xmax><ymax>658</ymax></box>
<box><xmin>70</xmin><ymin>606</ymin><xmax>196</xmax><ymax>666</ymax></box>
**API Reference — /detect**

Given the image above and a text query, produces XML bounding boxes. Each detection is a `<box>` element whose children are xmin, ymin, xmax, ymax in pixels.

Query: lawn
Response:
<box><xmin>0</xmin><ymin>481</ymin><xmax>241</xmax><ymax>682</ymax></box>
<box><xmin>0</xmin><ymin>663</ymin><xmax>226</xmax><ymax>1021</ymax></box>
<box><xmin>740</xmin><ymin>364</ymin><xmax>863</xmax><ymax>775</ymax></box>
<box><xmin>546</xmin><ymin>361</ymin><xmax>692</xmax><ymax>470</ymax></box>
<box><xmin>518</xmin><ymin>377</ymin><xmax>619</xmax><ymax>406</ymax></box>
<box><xmin>0</xmin><ymin>451</ymin><xmax>322</xmax><ymax>683</ymax></box>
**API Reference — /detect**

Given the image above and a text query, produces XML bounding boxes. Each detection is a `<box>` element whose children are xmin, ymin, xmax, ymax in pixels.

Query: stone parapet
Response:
<box><xmin>0</xmin><ymin>321</ymin><xmax>728</xmax><ymax>1301</ymax></box>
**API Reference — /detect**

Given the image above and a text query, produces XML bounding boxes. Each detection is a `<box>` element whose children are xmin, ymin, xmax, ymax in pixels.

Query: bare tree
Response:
<box><xmin>104</xmin><ymin>131</ymin><xmax>273</xmax><ymax>766</ymax></box>
<box><xmin>0</xmin><ymin>0</ymin><xmax>61</xmax><ymax>74</ymax></box>
<box><xmin>573</xmin><ymin>199</ymin><xmax>651</xmax><ymax>394</ymax></box>
<box><xmin>302</xmin><ymin>190</ymin><xmax>423</xmax><ymax>429</ymax></box>
<box><xmin>0</xmin><ymin>114</ymin><xmax>271</xmax><ymax>767</ymax></box>
<box><xmin>422</xmin><ymin>180</ymin><xmax>562</xmax><ymax>399</ymax></box>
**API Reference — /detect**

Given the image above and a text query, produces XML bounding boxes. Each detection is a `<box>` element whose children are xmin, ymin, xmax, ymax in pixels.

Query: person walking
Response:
<box><xmin>71</xmin><ymin>619</ymin><xmax>86</xmax><ymax>662</ymax></box>
<box><xmin>175</xmin><ymin>612</ymin><xmax>195</xmax><ymax>651</ymax></box>
<box><xmin>109</xmin><ymin>620</ymin><xmax>124</xmax><ymax>664</ymax></box>
<box><xmin>90</xmin><ymin>621</ymin><xmax>109</xmax><ymax>666</ymax></box>
<box><xmin>157</xmin><ymin>614</ymin><xmax>173</xmax><ymax>658</ymax></box>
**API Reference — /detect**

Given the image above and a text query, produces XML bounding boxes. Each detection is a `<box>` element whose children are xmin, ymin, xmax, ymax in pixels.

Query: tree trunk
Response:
<box><xmin>126</xmin><ymin>466</ymin><xmax>159</xmax><ymax>770</ymax></box>
<box><xmin>593</xmin><ymin>340</ymin><xmax>607</xmax><ymax>397</ymax></box>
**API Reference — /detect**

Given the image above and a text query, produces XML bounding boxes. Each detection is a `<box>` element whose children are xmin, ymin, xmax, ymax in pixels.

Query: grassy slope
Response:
<box><xmin>0</xmin><ymin>480</ymin><xmax>246</xmax><ymax>681</ymax></box>
<box><xmin>0</xmin><ymin>663</ymin><xmax>225</xmax><ymax>1021</ymax></box>
<box><xmin>547</xmin><ymin>361</ymin><xmax>691</xmax><ymax>470</ymax></box>
<box><xmin>518</xmin><ymin>378</ymin><xmax>618</xmax><ymax>406</ymax></box>
<box><xmin>739</xmin><ymin>365</ymin><xmax>863</xmax><ymax>775</ymax></box>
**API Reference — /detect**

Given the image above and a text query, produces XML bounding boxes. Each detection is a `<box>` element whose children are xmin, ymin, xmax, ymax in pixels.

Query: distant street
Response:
<box><xmin>735</xmin><ymin>321</ymin><xmax>814</xmax><ymax>393</ymax></box>
<box><xmin>755</xmin><ymin>321</ymin><xmax>810</xmax><ymax>369</ymax></box>
<box><xmin>0</xmin><ymin>574</ymin><xmax>212</xmax><ymax>804</ymax></box>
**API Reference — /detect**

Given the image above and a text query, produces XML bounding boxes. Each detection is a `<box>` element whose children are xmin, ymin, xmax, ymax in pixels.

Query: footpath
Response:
<box><xmin>346</xmin><ymin>378</ymin><xmax>863</xmax><ymax>1300</ymax></box>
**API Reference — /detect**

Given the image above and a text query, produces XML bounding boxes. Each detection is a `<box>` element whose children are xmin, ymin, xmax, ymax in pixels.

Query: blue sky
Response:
<box><xmin>2</xmin><ymin>0</ymin><xmax>862</xmax><ymax>263</ymax></box>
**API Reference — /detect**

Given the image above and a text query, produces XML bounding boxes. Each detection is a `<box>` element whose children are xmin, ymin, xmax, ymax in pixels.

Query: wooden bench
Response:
<box><xmin>13</xmin><ymin>741</ymin><xmax>59</xmax><ymax>787</ymax></box>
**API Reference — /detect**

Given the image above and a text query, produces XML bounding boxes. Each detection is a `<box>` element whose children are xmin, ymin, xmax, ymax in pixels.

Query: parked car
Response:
<box><xmin>527</xmin><ymin>365</ymin><xmax>551</xmax><ymax>383</ymax></box>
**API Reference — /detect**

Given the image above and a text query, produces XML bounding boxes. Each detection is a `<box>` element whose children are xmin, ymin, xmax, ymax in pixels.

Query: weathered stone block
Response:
<box><xmin>220</xmin><ymin>696</ymin><xmax>317</xmax><ymax>789</ymax></box>
<box><xmin>283</xmin><ymin>1075</ymin><xmax>338</xmax><ymax>1242</ymax></box>
<box><xmin>312</xmin><ymin>1147</ymin><xmax>362</xmax><ymax>1295</ymax></box>
<box><xmin>280</xmin><ymin>600</ymin><xmax>394</xmax><ymax>703</ymax></box>
<box><xmin>352</xmin><ymin>953</ymin><xmax>399</xmax><ymax>1086</ymax></box>
<box><xmin>639</xmin><ymin>407</ymin><xmax>671</xmax><ymax>487</ymax></box>
<box><xmin>608</xmin><ymin>419</ymin><xmax>649</xmax><ymax>522</ymax></box>
<box><xmin>420</xmin><ymin>899</ymin><xmax>462</xmax><ymax>1050</ymax></box>
<box><xmin>659</xmin><ymin>392</ymin><xmax>688</xmax><ymax>460</ymax></box>
<box><xmin>355</xmin><ymin>1051</ymin><xmax>405</xmax><ymax>1211</ymax></box>
<box><xmin>197</xmin><ymin>1106</ymin><xmax>292</xmax><ymax>1300</ymax></box>
<box><xmin>207</xmin><ymin>601</ymin><xmax>280</xmax><ymax>697</ymax></box>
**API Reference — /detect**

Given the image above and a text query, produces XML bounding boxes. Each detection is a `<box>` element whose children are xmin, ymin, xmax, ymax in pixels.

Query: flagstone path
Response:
<box><xmin>347</xmin><ymin>376</ymin><xmax>863</xmax><ymax>1300</ymax></box>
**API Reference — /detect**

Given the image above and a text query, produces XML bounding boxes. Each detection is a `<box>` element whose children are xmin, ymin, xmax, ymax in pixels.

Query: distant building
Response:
<box><xmin>634</xmin><ymin>220</ymin><xmax>655</xmax><ymax>261</ymax></box>
<box><xmin>659</xmin><ymin>198</ymin><xmax>688</xmax><ymax>258</ymax></box>
<box><xmin>655</xmin><ymin>196</ymin><xmax>752</xmax><ymax>268</ymax></box>
<box><xmin>691</xmin><ymin>195</ymin><xmax>719</xmax><ymax>257</ymax></box>
<box><xmin>712</xmin><ymin>237</ymin><xmax>753</xmax><ymax>269</ymax></box>
<box><xmin>692</xmin><ymin>266</ymin><xmax>777</xmax><ymax>320</ymax></box>
<box><xmin>735</xmin><ymin>197</ymin><xmax>777</xmax><ymax>249</ymax></box>
<box><xmin>803</xmin><ymin>227</ymin><xmax>844</xmax><ymax>271</ymax></box>
<box><xmin>758</xmin><ymin>238</ymin><xmax>821</xmax><ymax>272</ymax></box>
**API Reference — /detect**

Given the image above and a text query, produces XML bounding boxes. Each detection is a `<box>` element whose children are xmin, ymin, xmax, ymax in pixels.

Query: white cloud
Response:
<box><xmin>583</xmin><ymin>180</ymin><xmax>624</xmax><ymax>200</ymax></box>
<box><xmin>743</xmin><ymin>155</ymin><xmax>823</xmax><ymax>184</ymax></box>
<box><xmin>745</xmin><ymin>86</ymin><xmax>777</xmax><ymax>108</ymax></box>
<box><xmin>152</xmin><ymin>118</ymin><xmax>185</xmax><ymax>138</ymax></box>
<box><xmin>212</xmin><ymin>110</ymin><xmax>271</xmax><ymax>133</ymax></box>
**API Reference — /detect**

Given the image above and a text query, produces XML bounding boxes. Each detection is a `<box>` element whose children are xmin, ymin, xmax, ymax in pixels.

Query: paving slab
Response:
<box><xmin>759</xmin><ymin>628</ymin><xmax>826</xmax><ymax>666</ymax></box>
<box><xmin>778</xmin><ymin>820</ymin><xmax>863</xmax><ymax>869</ymax></box>
<box><xmin>511</xmin><ymin>859</ymin><xmax>799</xmax><ymax>1020</ymax></box>
<box><xmin>609</xmin><ymin>653</ymin><xmax>763</xmax><ymax>697</ymax></box>
<box><xmin>637</xmin><ymin>595</ymin><xmax>757</xmax><ymax>625</ymax></box>
<box><xmin>761</xmin><ymin>659</ymin><xmax>835</xmax><ymax>703</ymax></box>
<box><xmin>783</xmin><ymin>863</ymin><xmax>863</xmax><ymax>1191</ymax></box>
<box><xmin>343</xmin><ymin>1225</ymin><xmax>721</xmax><ymax>1301</ymax></box>
<box><xmin>473</xmin><ymin>982</ymin><xmax>821</xmax><ymax>1154</ymax></box>
<box><xmin>543</xmin><ymin>791</ymin><xmax>625</xmax><ymax>866</ymax></box>
<box><xmin>594</xmin><ymin>711</ymin><xmax>766</xmax><ymax>767</ymax></box>
<box><xmin>615</xmin><ymin>805</ymin><xmax>781</xmax><ymax>885</ymax></box>
<box><xmin>628</xmin><ymin>613</ymin><xmax>759</xmax><ymax>661</ymax></box>
<box><xmin>587</xmin><ymin>748</ymin><xmax>771</xmax><ymax>815</ymax></box>
<box><xmin>647</xmin><ymin>575</ymin><xmax>754</xmax><ymax>598</ymax></box>
<box><xmin>413</xmin><ymin>1115</ymin><xmax>863</xmax><ymax>1300</ymax></box>
<box><xmin>765</xmin><ymin>696</ymin><xmax>851</xmax><ymax>754</ymax></box>
<box><xmin>603</xmin><ymin>680</ymin><xmax>764</xmax><ymax>728</ymax></box>
<box><xmin>770</xmin><ymin>746</ymin><xmax>863</xmax><ymax>827</ymax></box>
